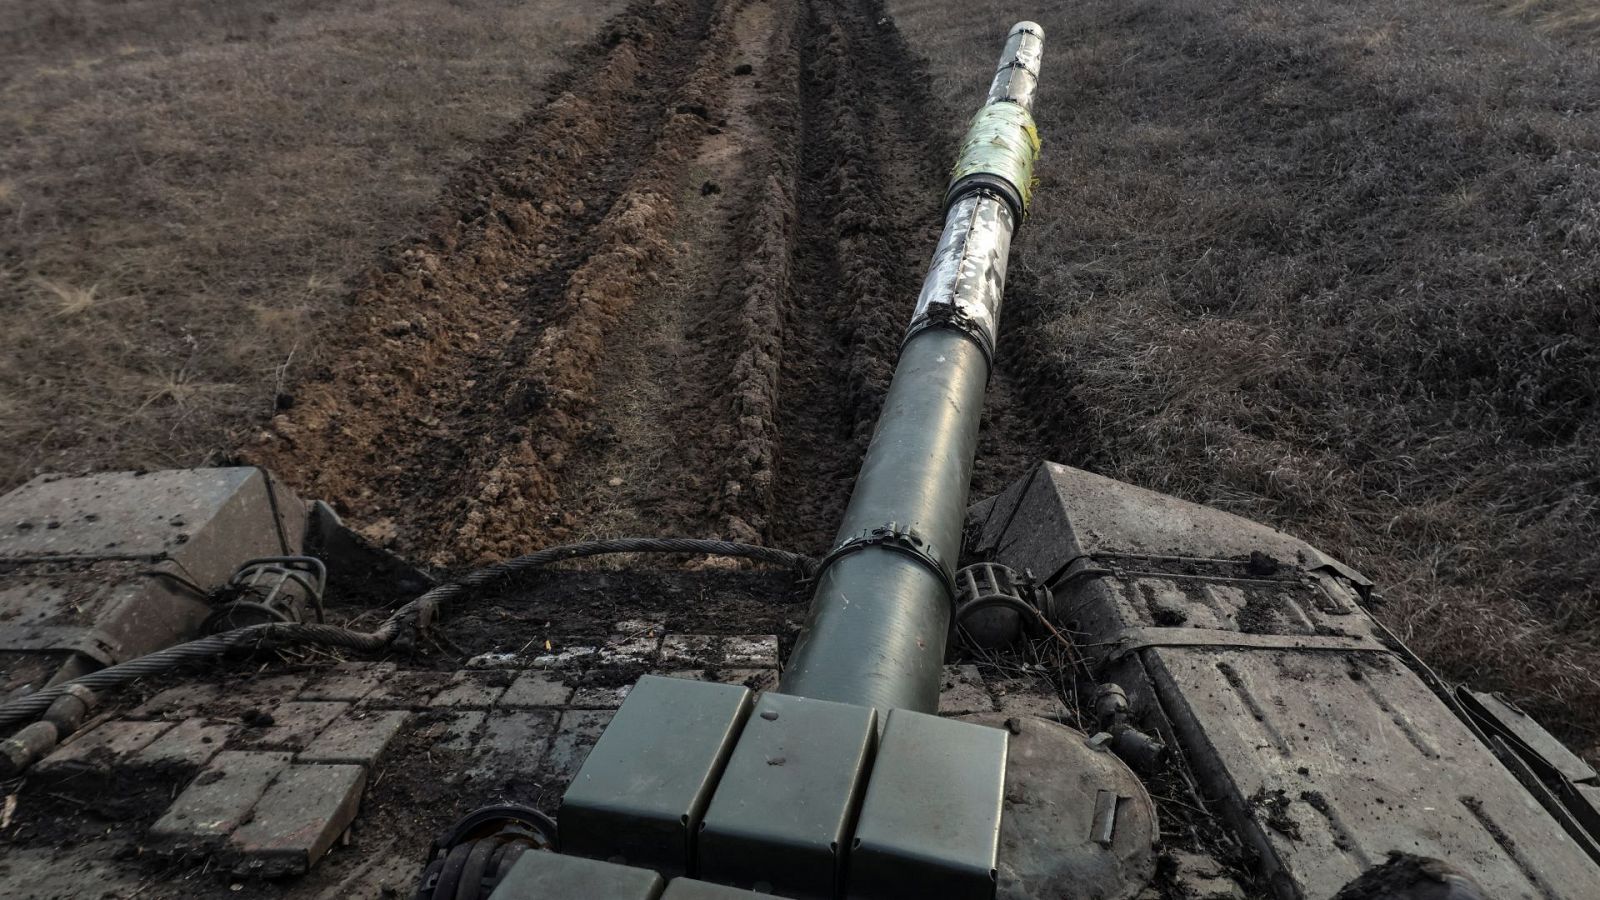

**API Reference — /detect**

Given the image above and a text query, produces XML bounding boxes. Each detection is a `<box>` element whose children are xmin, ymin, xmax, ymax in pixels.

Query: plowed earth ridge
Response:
<box><xmin>247</xmin><ymin>0</ymin><xmax>1052</xmax><ymax>566</ymax></box>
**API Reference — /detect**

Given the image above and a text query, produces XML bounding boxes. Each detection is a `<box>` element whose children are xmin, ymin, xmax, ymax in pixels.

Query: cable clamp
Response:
<box><xmin>815</xmin><ymin>523</ymin><xmax>955</xmax><ymax>596</ymax></box>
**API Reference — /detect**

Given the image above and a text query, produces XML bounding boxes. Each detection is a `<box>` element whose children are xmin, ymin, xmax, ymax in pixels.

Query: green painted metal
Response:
<box><xmin>779</xmin><ymin>330</ymin><xmax>989</xmax><ymax>713</ymax></box>
<box><xmin>698</xmin><ymin>693</ymin><xmax>877</xmax><ymax>897</ymax></box>
<box><xmin>559</xmin><ymin>675</ymin><xmax>754</xmax><ymax>875</ymax></box>
<box><xmin>488</xmin><ymin>851</ymin><xmax>665</xmax><ymax>900</ymax></box>
<box><xmin>848</xmin><ymin>710</ymin><xmax>1008</xmax><ymax>899</ymax></box>
<box><xmin>779</xmin><ymin>22</ymin><xmax>1045</xmax><ymax>714</ymax></box>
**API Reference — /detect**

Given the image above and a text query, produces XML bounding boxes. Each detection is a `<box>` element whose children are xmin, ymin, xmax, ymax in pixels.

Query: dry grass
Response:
<box><xmin>889</xmin><ymin>0</ymin><xmax>1600</xmax><ymax>756</ymax></box>
<box><xmin>7</xmin><ymin>0</ymin><xmax>1599</xmax><ymax>762</ymax></box>
<box><xmin>1496</xmin><ymin>0</ymin><xmax>1600</xmax><ymax>39</ymax></box>
<box><xmin>0</xmin><ymin>0</ymin><xmax>621</xmax><ymax>485</ymax></box>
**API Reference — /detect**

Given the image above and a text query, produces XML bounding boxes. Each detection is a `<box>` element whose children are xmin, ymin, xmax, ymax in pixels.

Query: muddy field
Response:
<box><xmin>238</xmin><ymin>0</ymin><xmax>1050</xmax><ymax>566</ymax></box>
<box><xmin>4</xmin><ymin>0</ymin><xmax>1599</xmax><ymax>763</ymax></box>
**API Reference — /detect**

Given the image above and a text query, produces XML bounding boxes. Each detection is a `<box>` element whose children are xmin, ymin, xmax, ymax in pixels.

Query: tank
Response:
<box><xmin>2</xmin><ymin>19</ymin><xmax>1598</xmax><ymax>900</ymax></box>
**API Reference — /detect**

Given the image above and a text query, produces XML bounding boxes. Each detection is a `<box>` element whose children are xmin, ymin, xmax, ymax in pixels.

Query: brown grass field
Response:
<box><xmin>0</xmin><ymin>0</ymin><xmax>621</xmax><ymax>479</ymax></box>
<box><xmin>2</xmin><ymin>0</ymin><xmax>1598</xmax><ymax>762</ymax></box>
<box><xmin>888</xmin><ymin>0</ymin><xmax>1600</xmax><ymax>756</ymax></box>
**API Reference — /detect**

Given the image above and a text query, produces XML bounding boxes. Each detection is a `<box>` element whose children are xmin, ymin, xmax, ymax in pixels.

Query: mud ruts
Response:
<box><xmin>247</xmin><ymin>0</ymin><xmax>1051</xmax><ymax>566</ymax></box>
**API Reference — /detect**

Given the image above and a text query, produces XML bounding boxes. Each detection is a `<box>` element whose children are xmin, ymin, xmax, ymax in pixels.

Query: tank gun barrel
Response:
<box><xmin>778</xmin><ymin>22</ymin><xmax>1045</xmax><ymax>712</ymax></box>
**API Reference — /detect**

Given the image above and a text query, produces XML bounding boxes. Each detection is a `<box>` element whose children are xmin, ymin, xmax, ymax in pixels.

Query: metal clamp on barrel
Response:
<box><xmin>815</xmin><ymin>524</ymin><xmax>956</xmax><ymax>598</ymax></box>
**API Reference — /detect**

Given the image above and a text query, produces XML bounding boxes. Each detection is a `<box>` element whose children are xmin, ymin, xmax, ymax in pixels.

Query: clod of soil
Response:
<box><xmin>1332</xmin><ymin>852</ymin><xmax>1488</xmax><ymax>900</ymax></box>
<box><xmin>1249</xmin><ymin>787</ymin><xmax>1302</xmax><ymax>841</ymax></box>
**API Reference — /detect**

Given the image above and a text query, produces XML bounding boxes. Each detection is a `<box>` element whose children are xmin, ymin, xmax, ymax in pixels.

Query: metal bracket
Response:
<box><xmin>0</xmin><ymin>624</ymin><xmax>123</xmax><ymax>665</ymax></box>
<box><xmin>816</xmin><ymin>524</ymin><xmax>954</xmax><ymax>597</ymax></box>
<box><xmin>951</xmin><ymin>561</ymin><xmax>1052</xmax><ymax>649</ymax></box>
<box><xmin>204</xmin><ymin>556</ymin><xmax>327</xmax><ymax>632</ymax></box>
<box><xmin>1108</xmin><ymin>626</ymin><xmax>1391</xmax><ymax>661</ymax></box>
<box><xmin>1044</xmin><ymin>551</ymin><xmax>1312</xmax><ymax>592</ymax></box>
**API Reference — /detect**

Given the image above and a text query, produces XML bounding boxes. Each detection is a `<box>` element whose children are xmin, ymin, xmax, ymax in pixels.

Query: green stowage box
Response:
<box><xmin>488</xmin><ymin>851</ymin><xmax>665</xmax><ymax>900</ymax></box>
<box><xmin>698</xmin><ymin>692</ymin><xmax>878</xmax><ymax>898</ymax></box>
<box><xmin>559</xmin><ymin>675</ymin><xmax>754</xmax><ymax>875</ymax></box>
<box><xmin>847</xmin><ymin>709</ymin><xmax>1008</xmax><ymax>900</ymax></box>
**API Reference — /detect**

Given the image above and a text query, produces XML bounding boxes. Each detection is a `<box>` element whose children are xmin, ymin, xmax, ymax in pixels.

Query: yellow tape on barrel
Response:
<box><xmin>948</xmin><ymin>102</ymin><xmax>1041</xmax><ymax>214</ymax></box>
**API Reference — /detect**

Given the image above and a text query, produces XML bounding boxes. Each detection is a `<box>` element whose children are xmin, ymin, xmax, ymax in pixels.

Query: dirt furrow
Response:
<box><xmin>247</xmin><ymin>0</ymin><xmax>733</xmax><ymax>564</ymax></box>
<box><xmin>759</xmin><ymin>0</ymin><xmax>919</xmax><ymax>553</ymax></box>
<box><xmin>247</xmin><ymin>0</ymin><xmax>1052</xmax><ymax>566</ymax></box>
<box><xmin>549</xmin><ymin>0</ymin><xmax>804</xmax><ymax>549</ymax></box>
<box><xmin>440</xmin><ymin>0</ymin><xmax>748</xmax><ymax>563</ymax></box>
<box><xmin>762</xmin><ymin>0</ymin><xmax>1051</xmax><ymax>552</ymax></box>
<box><xmin>693</xmin><ymin>0</ymin><xmax>806</xmax><ymax>546</ymax></box>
